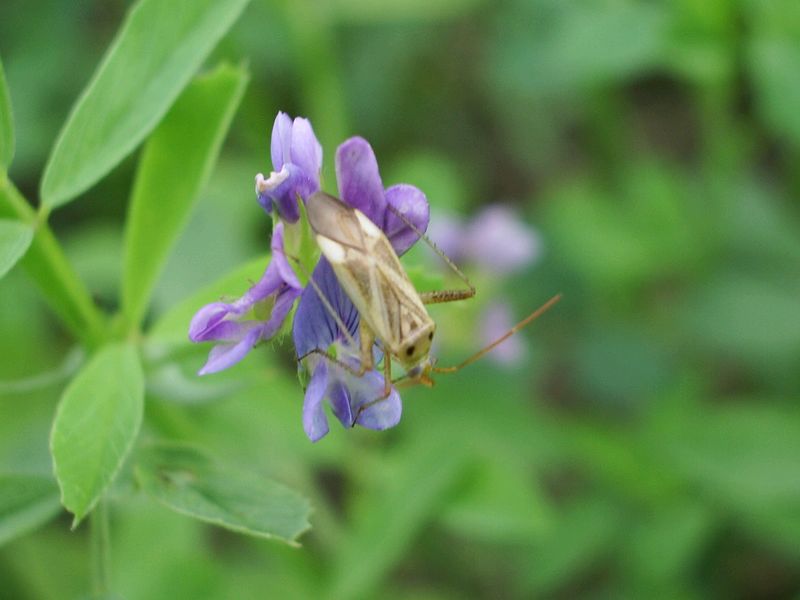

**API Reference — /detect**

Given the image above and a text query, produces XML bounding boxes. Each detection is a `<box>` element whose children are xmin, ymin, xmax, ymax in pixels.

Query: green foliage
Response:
<box><xmin>0</xmin><ymin>56</ymin><xmax>14</xmax><ymax>170</ymax></box>
<box><xmin>746</xmin><ymin>0</ymin><xmax>800</xmax><ymax>144</ymax></box>
<box><xmin>1</xmin><ymin>0</ymin><xmax>800</xmax><ymax>597</ymax></box>
<box><xmin>328</xmin><ymin>0</ymin><xmax>484</xmax><ymax>23</ymax></box>
<box><xmin>0</xmin><ymin>219</ymin><xmax>33</xmax><ymax>280</ymax></box>
<box><xmin>135</xmin><ymin>444</ymin><xmax>311</xmax><ymax>545</ymax></box>
<box><xmin>121</xmin><ymin>64</ymin><xmax>248</xmax><ymax>329</ymax></box>
<box><xmin>0</xmin><ymin>475</ymin><xmax>60</xmax><ymax>547</ymax></box>
<box><xmin>40</xmin><ymin>0</ymin><xmax>251</xmax><ymax>209</ymax></box>
<box><xmin>50</xmin><ymin>343</ymin><xmax>144</xmax><ymax>526</ymax></box>
<box><xmin>329</xmin><ymin>437</ymin><xmax>466</xmax><ymax>600</ymax></box>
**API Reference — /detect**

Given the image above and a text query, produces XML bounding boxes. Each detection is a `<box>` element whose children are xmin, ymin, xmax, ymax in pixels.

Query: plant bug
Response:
<box><xmin>294</xmin><ymin>191</ymin><xmax>561</xmax><ymax>415</ymax></box>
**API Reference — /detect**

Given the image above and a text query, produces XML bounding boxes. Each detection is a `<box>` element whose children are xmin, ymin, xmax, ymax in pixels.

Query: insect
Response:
<box><xmin>299</xmin><ymin>191</ymin><xmax>561</xmax><ymax>413</ymax></box>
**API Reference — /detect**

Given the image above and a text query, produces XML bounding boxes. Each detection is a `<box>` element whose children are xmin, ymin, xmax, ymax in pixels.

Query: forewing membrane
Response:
<box><xmin>308</xmin><ymin>192</ymin><xmax>431</xmax><ymax>353</ymax></box>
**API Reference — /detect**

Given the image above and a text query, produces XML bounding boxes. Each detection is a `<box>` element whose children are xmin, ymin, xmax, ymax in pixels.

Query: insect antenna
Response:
<box><xmin>432</xmin><ymin>293</ymin><xmax>562</xmax><ymax>374</ymax></box>
<box><xmin>386</xmin><ymin>203</ymin><xmax>475</xmax><ymax>295</ymax></box>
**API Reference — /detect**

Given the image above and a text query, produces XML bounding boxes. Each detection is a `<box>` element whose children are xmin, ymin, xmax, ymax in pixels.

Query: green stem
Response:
<box><xmin>90</xmin><ymin>499</ymin><xmax>112</xmax><ymax>597</ymax></box>
<box><xmin>0</xmin><ymin>174</ymin><xmax>106</xmax><ymax>348</ymax></box>
<box><xmin>282</xmin><ymin>0</ymin><xmax>350</xmax><ymax>191</ymax></box>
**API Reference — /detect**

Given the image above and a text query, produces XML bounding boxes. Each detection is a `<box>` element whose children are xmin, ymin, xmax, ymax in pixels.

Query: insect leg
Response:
<box><xmin>358</xmin><ymin>321</ymin><xmax>376</xmax><ymax>375</ymax></box>
<box><xmin>353</xmin><ymin>356</ymin><xmax>394</xmax><ymax>425</ymax></box>
<box><xmin>419</xmin><ymin>288</ymin><xmax>476</xmax><ymax>305</ymax></box>
<box><xmin>296</xmin><ymin>348</ymin><xmax>364</xmax><ymax>378</ymax></box>
<box><xmin>387</xmin><ymin>203</ymin><xmax>476</xmax><ymax>296</ymax></box>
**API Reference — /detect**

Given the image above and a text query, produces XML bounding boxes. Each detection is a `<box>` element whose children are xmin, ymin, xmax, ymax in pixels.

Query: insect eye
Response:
<box><xmin>428</xmin><ymin>332</ymin><xmax>434</xmax><ymax>341</ymax></box>
<box><xmin>406</xmin><ymin>345</ymin><xmax>415</xmax><ymax>357</ymax></box>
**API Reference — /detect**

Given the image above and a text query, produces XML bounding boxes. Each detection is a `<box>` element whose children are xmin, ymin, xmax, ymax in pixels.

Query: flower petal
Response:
<box><xmin>290</xmin><ymin>117</ymin><xmax>322</xmax><ymax>186</ymax></box>
<box><xmin>189</xmin><ymin>302</ymin><xmax>232</xmax><ymax>342</ymax></box>
<box><xmin>351</xmin><ymin>369</ymin><xmax>402</xmax><ymax>431</ymax></box>
<box><xmin>293</xmin><ymin>258</ymin><xmax>360</xmax><ymax>359</ymax></box>
<box><xmin>262</xmin><ymin>285</ymin><xmax>302</xmax><ymax>339</ymax></box>
<box><xmin>425</xmin><ymin>212</ymin><xmax>467</xmax><ymax>264</ymax></box>
<box><xmin>328</xmin><ymin>379</ymin><xmax>354</xmax><ymax>428</ymax></box>
<box><xmin>303</xmin><ymin>361</ymin><xmax>331</xmax><ymax>442</ymax></box>
<box><xmin>270</xmin><ymin>112</ymin><xmax>292</xmax><ymax>170</ymax></box>
<box><xmin>383</xmin><ymin>184</ymin><xmax>430</xmax><ymax>256</ymax></box>
<box><xmin>336</xmin><ymin>137</ymin><xmax>386</xmax><ymax>224</ymax></box>
<box><xmin>230</xmin><ymin>257</ymin><xmax>285</xmax><ymax>313</ymax></box>
<box><xmin>480</xmin><ymin>299</ymin><xmax>527</xmax><ymax>366</ymax></box>
<box><xmin>198</xmin><ymin>326</ymin><xmax>261</xmax><ymax>375</ymax></box>
<box><xmin>270</xmin><ymin>222</ymin><xmax>301</xmax><ymax>290</ymax></box>
<box><xmin>256</xmin><ymin>163</ymin><xmax>313</xmax><ymax>222</ymax></box>
<box><xmin>466</xmin><ymin>206</ymin><xmax>542</xmax><ymax>274</ymax></box>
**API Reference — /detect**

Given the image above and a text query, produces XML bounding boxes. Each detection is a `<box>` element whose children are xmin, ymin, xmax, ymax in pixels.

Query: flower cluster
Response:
<box><xmin>190</xmin><ymin>112</ymin><xmax>428</xmax><ymax>442</ymax></box>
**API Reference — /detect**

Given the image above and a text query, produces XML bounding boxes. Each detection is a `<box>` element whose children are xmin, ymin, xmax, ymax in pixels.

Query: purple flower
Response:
<box><xmin>255</xmin><ymin>112</ymin><xmax>322</xmax><ymax>223</ymax></box>
<box><xmin>292</xmin><ymin>137</ymin><xmax>429</xmax><ymax>441</ymax></box>
<box><xmin>426</xmin><ymin>205</ymin><xmax>542</xmax><ymax>368</ymax></box>
<box><xmin>294</xmin><ymin>259</ymin><xmax>402</xmax><ymax>441</ymax></box>
<box><xmin>189</xmin><ymin>222</ymin><xmax>302</xmax><ymax>375</ymax></box>
<box><xmin>480</xmin><ymin>300</ymin><xmax>527</xmax><ymax>366</ymax></box>
<box><xmin>427</xmin><ymin>205</ymin><xmax>541</xmax><ymax>275</ymax></box>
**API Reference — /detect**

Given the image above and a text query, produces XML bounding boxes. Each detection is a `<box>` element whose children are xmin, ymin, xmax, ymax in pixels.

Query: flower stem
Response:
<box><xmin>0</xmin><ymin>173</ymin><xmax>106</xmax><ymax>348</ymax></box>
<box><xmin>90</xmin><ymin>499</ymin><xmax>112</xmax><ymax>597</ymax></box>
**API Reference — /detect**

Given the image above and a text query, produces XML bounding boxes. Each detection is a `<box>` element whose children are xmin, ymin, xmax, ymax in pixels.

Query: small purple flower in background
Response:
<box><xmin>427</xmin><ymin>205</ymin><xmax>541</xmax><ymax>274</ymax></box>
<box><xmin>466</xmin><ymin>205</ymin><xmax>541</xmax><ymax>274</ymax></box>
<box><xmin>189</xmin><ymin>222</ymin><xmax>302</xmax><ymax>374</ymax></box>
<box><xmin>292</xmin><ymin>137</ymin><xmax>429</xmax><ymax>441</ymax></box>
<box><xmin>255</xmin><ymin>112</ymin><xmax>322</xmax><ymax>223</ymax></box>
<box><xmin>480</xmin><ymin>301</ymin><xmax>527</xmax><ymax>365</ymax></box>
<box><xmin>427</xmin><ymin>204</ymin><xmax>542</xmax><ymax>366</ymax></box>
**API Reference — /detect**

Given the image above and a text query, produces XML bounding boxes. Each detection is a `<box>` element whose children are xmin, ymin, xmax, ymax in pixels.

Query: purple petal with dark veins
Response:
<box><xmin>293</xmin><ymin>258</ymin><xmax>360</xmax><ymax>359</ymax></box>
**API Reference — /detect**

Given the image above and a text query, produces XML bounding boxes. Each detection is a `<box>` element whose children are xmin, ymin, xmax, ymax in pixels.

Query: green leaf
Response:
<box><xmin>439</xmin><ymin>460</ymin><xmax>550</xmax><ymax>543</ymax></box>
<box><xmin>0</xmin><ymin>474</ymin><xmax>61</xmax><ymax>547</ymax></box>
<box><xmin>653</xmin><ymin>404</ymin><xmax>800</xmax><ymax>509</ymax></box>
<box><xmin>50</xmin><ymin>343</ymin><xmax>144</xmax><ymax>526</ymax></box>
<box><xmin>524</xmin><ymin>499</ymin><xmax>621</xmax><ymax>595</ymax></box>
<box><xmin>40</xmin><ymin>0</ymin><xmax>251</xmax><ymax>209</ymax></box>
<box><xmin>134</xmin><ymin>444</ymin><xmax>311</xmax><ymax>545</ymax></box>
<box><xmin>121</xmin><ymin>63</ymin><xmax>249</xmax><ymax>329</ymax></box>
<box><xmin>490</xmin><ymin>1</ymin><xmax>669</xmax><ymax>96</ymax></box>
<box><xmin>329</xmin><ymin>437</ymin><xmax>466</xmax><ymax>600</ymax></box>
<box><xmin>329</xmin><ymin>0</ymin><xmax>483</xmax><ymax>23</ymax></box>
<box><xmin>0</xmin><ymin>219</ymin><xmax>33</xmax><ymax>280</ymax></box>
<box><xmin>147</xmin><ymin>255</ymin><xmax>268</xmax><ymax>345</ymax></box>
<box><xmin>745</xmin><ymin>1</ymin><xmax>800</xmax><ymax>145</ymax></box>
<box><xmin>623</xmin><ymin>501</ymin><xmax>714</xmax><ymax>586</ymax></box>
<box><xmin>0</xmin><ymin>56</ymin><xmax>14</xmax><ymax>170</ymax></box>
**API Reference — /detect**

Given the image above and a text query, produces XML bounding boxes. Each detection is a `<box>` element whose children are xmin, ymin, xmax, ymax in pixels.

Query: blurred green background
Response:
<box><xmin>2</xmin><ymin>0</ymin><xmax>800</xmax><ymax>598</ymax></box>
